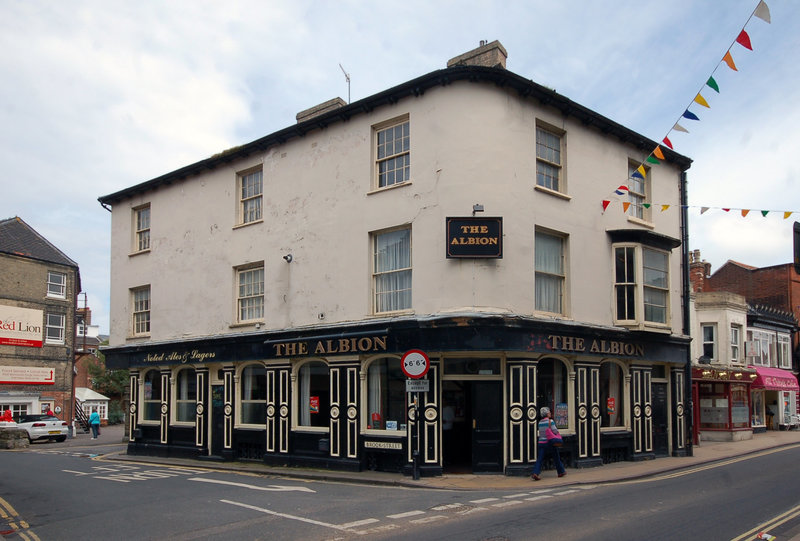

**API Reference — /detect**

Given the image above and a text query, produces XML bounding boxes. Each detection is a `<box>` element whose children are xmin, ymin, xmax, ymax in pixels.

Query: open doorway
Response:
<box><xmin>441</xmin><ymin>380</ymin><xmax>503</xmax><ymax>473</ymax></box>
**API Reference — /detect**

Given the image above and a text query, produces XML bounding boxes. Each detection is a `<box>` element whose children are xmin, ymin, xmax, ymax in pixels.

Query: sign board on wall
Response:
<box><xmin>0</xmin><ymin>366</ymin><xmax>55</xmax><ymax>385</ymax></box>
<box><xmin>0</xmin><ymin>305</ymin><xmax>43</xmax><ymax>348</ymax></box>
<box><xmin>446</xmin><ymin>217</ymin><xmax>503</xmax><ymax>258</ymax></box>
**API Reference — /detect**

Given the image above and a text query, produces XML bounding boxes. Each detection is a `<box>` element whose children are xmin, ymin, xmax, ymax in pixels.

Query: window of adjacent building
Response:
<box><xmin>730</xmin><ymin>324</ymin><xmax>742</xmax><ymax>363</ymax></box>
<box><xmin>747</xmin><ymin>330</ymin><xmax>772</xmax><ymax>367</ymax></box>
<box><xmin>600</xmin><ymin>362</ymin><xmax>625</xmax><ymax>428</ymax></box>
<box><xmin>375</xmin><ymin>119</ymin><xmax>410</xmax><ymax>189</ymax></box>
<box><xmin>82</xmin><ymin>402</ymin><xmax>107</xmax><ymax>420</ymax></box>
<box><xmin>535</xmin><ymin>230</ymin><xmax>566</xmax><ymax>314</ymax></box>
<box><xmin>0</xmin><ymin>404</ymin><xmax>27</xmax><ymax>421</ymax></box>
<box><xmin>134</xmin><ymin>205</ymin><xmax>151</xmax><ymax>252</ymax></box>
<box><xmin>240</xmin><ymin>364</ymin><xmax>266</xmax><ymax>425</ymax></box>
<box><xmin>174</xmin><ymin>368</ymin><xmax>197</xmax><ymax>423</ymax></box>
<box><xmin>366</xmin><ymin>357</ymin><xmax>407</xmax><ymax>431</ymax></box>
<box><xmin>132</xmin><ymin>286</ymin><xmax>151</xmax><ymax>336</ymax></box>
<box><xmin>142</xmin><ymin>370</ymin><xmax>161</xmax><ymax>422</ymax></box>
<box><xmin>777</xmin><ymin>334</ymin><xmax>791</xmax><ymax>369</ymax></box>
<box><xmin>536</xmin><ymin>125</ymin><xmax>563</xmax><ymax>192</ymax></box>
<box><xmin>536</xmin><ymin>358</ymin><xmax>568</xmax><ymax>429</ymax></box>
<box><xmin>701</xmin><ymin>324</ymin><xmax>716</xmax><ymax>361</ymax></box>
<box><xmin>45</xmin><ymin>313</ymin><xmax>65</xmax><ymax>344</ymax></box>
<box><xmin>372</xmin><ymin>227</ymin><xmax>411</xmax><ymax>313</ymax></box>
<box><xmin>297</xmin><ymin>361</ymin><xmax>330</xmax><ymax>429</ymax></box>
<box><xmin>614</xmin><ymin>245</ymin><xmax>670</xmax><ymax>326</ymax></box>
<box><xmin>237</xmin><ymin>266</ymin><xmax>264</xmax><ymax>322</ymax></box>
<box><xmin>47</xmin><ymin>271</ymin><xmax>66</xmax><ymax>298</ymax></box>
<box><xmin>627</xmin><ymin>162</ymin><xmax>650</xmax><ymax>221</ymax></box>
<box><xmin>238</xmin><ymin>168</ymin><xmax>263</xmax><ymax>225</ymax></box>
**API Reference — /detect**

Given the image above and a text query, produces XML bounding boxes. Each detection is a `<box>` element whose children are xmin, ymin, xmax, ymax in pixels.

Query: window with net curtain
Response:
<box><xmin>298</xmin><ymin>361</ymin><xmax>330</xmax><ymax>428</ymax></box>
<box><xmin>535</xmin><ymin>230</ymin><xmax>565</xmax><ymax>314</ymax></box>
<box><xmin>367</xmin><ymin>358</ymin><xmax>407</xmax><ymax>431</ymax></box>
<box><xmin>175</xmin><ymin>368</ymin><xmax>197</xmax><ymax>422</ymax></box>
<box><xmin>373</xmin><ymin>228</ymin><xmax>411</xmax><ymax>313</ymax></box>
<box><xmin>142</xmin><ymin>370</ymin><xmax>161</xmax><ymax>421</ymax></box>
<box><xmin>536</xmin><ymin>358</ymin><xmax>568</xmax><ymax>429</ymax></box>
<box><xmin>240</xmin><ymin>364</ymin><xmax>266</xmax><ymax>425</ymax></box>
<box><xmin>600</xmin><ymin>362</ymin><xmax>625</xmax><ymax>428</ymax></box>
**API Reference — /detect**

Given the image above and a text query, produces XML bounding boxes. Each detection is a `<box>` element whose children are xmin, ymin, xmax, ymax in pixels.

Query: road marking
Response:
<box><xmin>62</xmin><ymin>469</ymin><xmax>91</xmax><ymax>476</ymax></box>
<box><xmin>222</xmin><ymin>499</ymin><xmax>353</xmax><ymax>532</ymax></box>
<box><xmin>504</xmin><ymin>493</ymin><xmax>530</xmax><ymax>499</ymax></box>
<box><xmin>0</xmin><ymin>497</ymin><xmax>39</xmax><ymax>541</ymax></box>
<box><xmin>492</xmin><ymin>500</ymin><xmax>524</xmax><ymax>508</ymax></box>
<box><xmin>525</xmin><ymin>495</ymin><xmax>554</xmax><ymax>502</ymax></box>
<box><xmin>337</xmin><ymin>518</ymin><xmax>380</xmax><ymax>529</ymax></box>
<box><xmin>553</xmin><ymin>489</ymin><xmax>579</xmax><ymax>496</ymax></box>
<box><xmin>730</xmin><ymin>502</ymin><xmax>800</xmax><ymax>541</ymax></box>
<box><xmin>189</xmin><ymin>477</ymin><xmax>315</xmax><ymax>492</ymax></box>
<box><xmin>431</xmin><ymin>503</ymin><xmax>466</xmax><ymax>511</ymax></box>
<box><xmin>529</xmin><ymin>489</ymin><xmax>555</xmax><ymax>494</ymax></box>
<box><xmin>458</xmin><ymin>507</ymin><xmax>489</xmax><ymax>515</ymax></box>
<box><xmin>387</xmin><ymin>510</ymin><xmax>425</xmax><ymax>519</ymax></box>
<box><xmin>410</xmin><ymin>515</ymin><xmax>447</xmax><ymax>524</ymax></box>
<box><xmin>469</xmin><ymin>497</ymin><xmax>499</xmax><ymax>504</ymax></box>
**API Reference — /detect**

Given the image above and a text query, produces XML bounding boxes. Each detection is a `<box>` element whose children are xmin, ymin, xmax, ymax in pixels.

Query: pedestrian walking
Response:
<box><xmin>531</xmin><ymin>406</ymin><xmax>566</xmax><ymax>481</ymax></box>
<box><xmin>89</xmin><ymin>411</ymin><xmax>101</xmax><ymax>439</ymax></box>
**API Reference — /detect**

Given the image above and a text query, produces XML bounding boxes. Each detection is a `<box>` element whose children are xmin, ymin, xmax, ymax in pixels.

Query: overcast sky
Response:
<box><xmin>2</xmin><ymin>0</ymin><xmax>798</xmax><ymax>334</ymax></box>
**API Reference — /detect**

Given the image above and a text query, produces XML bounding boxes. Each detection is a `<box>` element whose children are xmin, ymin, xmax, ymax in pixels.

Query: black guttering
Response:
<box><xmin>98</xmin><ymin>65</ymin><xmax>692</xmax><ymax>205</ymax></box>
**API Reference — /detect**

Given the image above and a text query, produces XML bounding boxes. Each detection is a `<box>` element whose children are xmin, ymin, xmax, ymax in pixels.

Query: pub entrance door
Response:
<box><xmin>442</xmin><ymin>380</ymin><xmax>503</xmax><ymax>473</ymax></box>
<box><xmin>652</xmin><ymin>382</ymin><xmax>669</xmax><ymax>457</ymax></box>
<box><xmin>210</xmin><ymin>384</ymin><xmax>225</xmax><ymax>457</ymax></box>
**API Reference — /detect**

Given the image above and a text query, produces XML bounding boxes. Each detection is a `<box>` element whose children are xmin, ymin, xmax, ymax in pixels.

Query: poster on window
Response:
<box><xmin>606</xmin><ymin>397</ymin><xmax>616</xmax><ymax>415</ymax></box>
<box><xmin>554</xmin><ymin>403</ymin><xmax>568</xmax><ymax>427</ymax></box>
<box><xmin>309</xmin><ymin>396</ymin><xmax>319</xmax><ymax>414</ymax></box>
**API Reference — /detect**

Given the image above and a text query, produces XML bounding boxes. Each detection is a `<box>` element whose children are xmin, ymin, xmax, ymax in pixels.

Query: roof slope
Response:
<box><xmin>0</xmin><ymin>216</ymin><xmax>79</xmax><ymax>268</ymax></box>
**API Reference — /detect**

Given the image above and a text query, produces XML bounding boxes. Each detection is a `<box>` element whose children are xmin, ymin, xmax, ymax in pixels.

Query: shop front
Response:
<box><xmin>105</xmin><ymin>315</ymin><xmax>690</xmax><ymax>476</ymax></box>
<box><xmin>749</xmin><ymin>366</ymin><xmax>799</xmax><ymax>431</ymax></box>
<box><xmin>691</xmin><ymin>367</ymin><xmax>756</xmax><ymax>442</ymax></box>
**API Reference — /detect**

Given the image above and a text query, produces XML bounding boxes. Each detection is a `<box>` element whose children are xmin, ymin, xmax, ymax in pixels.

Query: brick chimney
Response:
<box><xmin>689</xmin><ymin>249</ymin><xmax>712</xmax><ymax>292</ymax></box>
<box><xmin>447</xmin><ymin>40</ymin><xmax>507</xmax><ymax>69</ymax></box>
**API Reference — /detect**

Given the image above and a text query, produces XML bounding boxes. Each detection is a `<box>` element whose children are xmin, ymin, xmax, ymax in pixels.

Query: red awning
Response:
<box><xmin>749</xmin><ymin>366</ymin><xmax>800</xmax><ymax>392</ymax></box>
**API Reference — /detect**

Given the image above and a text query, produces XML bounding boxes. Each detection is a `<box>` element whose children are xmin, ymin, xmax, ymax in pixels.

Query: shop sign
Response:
<box><xmin>364</xmin><ymin>441</ymin><xmax>402</xmax><ymax>450</ymax></box>
<box><xmin>543</xmin><ymin>334</ymin><xmax>645</xmax><ymax>357</ymax></box>
<box><xmin>0</xmin><ymin>366</ymin><xmax>55</xmax><ymax>385</ymax></box>
<box><xmin>0</xmin><ymin>305</ymin><xmax>43</xmax><ymax>348</ymax></box>
<box><xmin>142</xmin><ymin>349</ymin><xmax>217</xmax><ymax>364</ymax></box>
<box><xmin>272</xmin><ymin>335</ymin><xmax>388</xmax><ymax>357</ymax></box>
<box><xmin>446</xmin><ymin>217</ymin><xmax>503</xmax><ymax>258</ymax></box>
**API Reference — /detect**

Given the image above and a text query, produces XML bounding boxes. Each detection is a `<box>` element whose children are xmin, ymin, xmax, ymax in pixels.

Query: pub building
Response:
<box><xmin>100</xmin><ymin>41</ymin><xmax>694</xmax><ymax>476</ymax></box>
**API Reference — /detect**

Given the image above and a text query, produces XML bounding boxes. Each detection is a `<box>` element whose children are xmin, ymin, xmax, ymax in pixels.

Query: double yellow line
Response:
<box><xmin>0</xmin><ymin>496</ymin><xmax>40</xmax><ymax>541</ymax></box>
<box><xmin>730</xmin><ymin>503</ymin><xmax>800</xmax><ymax>541</ymax></box>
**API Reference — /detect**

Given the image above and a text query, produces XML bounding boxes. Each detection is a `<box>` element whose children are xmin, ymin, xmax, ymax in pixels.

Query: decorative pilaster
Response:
<box><xmin>128</xmin><ymin>370</ymin><xmax>139</xmax><ymax>441</ymax></box>
<box><xmin>160</xmin><ymin>369</ymin><xmax>170</xmax><ymax>444</ymax></box>
<box><xmin>672</xmin><ymin>368</ymin><xmax>687</xmax><ymax>456</ymax></box>
<box><xmin>631</xmin><ymin>366</ymin><xmax>654</xmax><ymax>459</ymax></box>
<box><xmin>506</xmin><ymin>360</ymin><xmax>537</xmax><ymax>475</ymax></box>
<box><xmin>574</xmin><ymin>363</ymin><xmax>601</xmax><ymax>466</ymax></box>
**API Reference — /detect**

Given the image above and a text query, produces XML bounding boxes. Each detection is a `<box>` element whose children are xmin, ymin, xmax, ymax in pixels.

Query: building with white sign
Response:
<box><xmin>0</xmin><ymin>217</ymin><xmax>81</xmax><ymax>422</ymax></box>
<box><xmin>99</xmin><ymin>41</ymin><xmax>693</xmax><ymax>476</ymax></box>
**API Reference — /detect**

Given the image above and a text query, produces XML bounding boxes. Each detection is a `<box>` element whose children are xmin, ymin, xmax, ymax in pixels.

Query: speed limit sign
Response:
<box><xmin>401</xmin><ymin>349</ymin><xmax>430</xmax><ymax>379</ymax></box>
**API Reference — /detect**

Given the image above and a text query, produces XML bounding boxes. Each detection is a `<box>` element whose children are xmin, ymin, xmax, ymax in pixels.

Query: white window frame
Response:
<box><xmin>293</xmin><ymin>359</ymin><xmax>330</xmax><ymax>433</ymax></box>
<box><xmin>236</xmin><ymin>265</ymin><xmax>264</xmax><ymax>323</ymax></box>
<box><xmin>627</xmin><ymin>162</ymin><xmax>650</xmax><ymax>222</ymax></box>
<box><xmin>173</xmin><ymin>367</ymin><xmax>197</xmax><ymax>424</ymax></box>
<box><xmin>45</xmin><ymin>313</ymin><xmax>65</xmax><ymax>344</ymax></box>
<box><xmin>363</xmin><ymin>355</ymin><xmax>408</xmax><ymax>435</ymax></box>
<box><xmin>613</xmin><ymin>244</ymin><xmax>670</xmax><ymax>328</ymax></box>
<box><xmin>747</xmin><ymin>330</ymin><xmax>771</xmax><ymax>367</ymax></box>
<box><xmin>534</xmin><ymin>229</ymin><xmax>567</xmax><ymax>315</ymax></box>
<box><xmin>375</xmin><ymin>117</ymin><xmax>410</xmax><ymax>189</ymax></box>
<box><xmin>46</xmin><ymin>271</ymin><xmax>66</xmax><ymax>299</ymax></box>
<box><xmin>238</xmin><ymin>168</ymin><xmax>263</xmax><ymax>225</ymax></box>
<box><xmin>131</xmin><ymin>286</ymin><xmax>151</xmax><ymax>336</ymax></box>
<box><xmin>140</xmin><ymin>369</ymin><xmax>161</xmax><ymax>423</ymax></box>
<box><xmin>701</xmin><ymin>324</ymin><xmax>717</xmax><ymax>361</ymax></box>
<box><xmin>238</xmin><ymin>363</ymin><xmax>267</xmax><ymax>427</ymax></box>
<box><xmin>730</xmin><ymin>324</ymin><xmax>742</xmax><ymax>363</ymax></box>
<box><xmin>372</xmin><ymin>226</ymin><xmax>412</xmax><ymax>314</ymax></box>
<box><xmin>535</xmin><ymin>124</ymin><xmax>564</xmax><ymax>193</ymax></box>
<box><xmin>777</xmin><ymin>334</ymin><xmax>791</xmax><ymax>369</ymax></box>
<box><xmin>133</xmin><ymin>205</ymin><xmax>151</xmax><ymax>253</ymax></box>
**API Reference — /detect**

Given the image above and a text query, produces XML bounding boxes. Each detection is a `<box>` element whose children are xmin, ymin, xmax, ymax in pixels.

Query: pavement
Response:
<box><xmin>53</xmin><ymin>423</ymin><xmax>800</xmax><ymax>491</ymax></box>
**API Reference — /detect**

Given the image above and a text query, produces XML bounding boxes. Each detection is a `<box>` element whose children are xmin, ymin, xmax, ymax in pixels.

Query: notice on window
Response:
<box><xmin>310</xmin><ymin>396</ymin><xmax>319</xmax><ymax>414</ymax></box>
<box><xmin>554</xmin><ymin>403</ymin><xmax>568</xmax><ymax>428</ymax></box>
<box><xmin>0</xmin><ymin>305</ymin><xmax>43</xmax><ymax>348</ymax></box>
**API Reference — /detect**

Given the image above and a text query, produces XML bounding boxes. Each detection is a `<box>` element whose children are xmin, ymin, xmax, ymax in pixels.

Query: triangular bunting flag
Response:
<box><xmin>643</xmin><ymin>203</ymin><xmax>651</xmax><ymax>209</ymax></box>
<box><xmin>784</xmin><ymin>211</ymin><xmax>793</xmax><ymax>219</ymax></box>
<box><xmin>661</xmin><ymin>205</ymin><xmax>670</xmax><ymax>212</ymax></box>
<box><xmin>722</xmin><ymin>51</ymin><xmax>738</xmax><ymax>71</ymax></box>
<box><xmin>673</xmin><ymin>123</ymin><xmax>689</xmax><ymax>133</ymax></box>
<box><xmin>646</xmin><ymin>156</ymin><xmax>660</xmax><ymax>164</ymax></box>
<box><xmin>683</xmin><ymin>110</ymin><xmax>700</xmax><ymax>121</ymax></box>
<box><xmin>700</xmin><ymin>207</ymin><xmax>710</xmax><ymax>214</ymax></box>
<box><xmin>662</xmin><ymin>137</ymin><xmax>673</xmax><ymax>149</ymax></box>
<box><xmin>736</xmin><ymin>30</ymin><xmax>753</xmax><ymax>50</ymax></box>
<box><xmin>653</xmin><ymin>146</ymin><xmax>665</xmax><ymax>160</ymax></box>
<box><xmin>636</xmin><ymin>165</ymin><xmax>647</xmax><ymax>178</ymax></box>
<box><xmin>694</xmin><ymin>94</ymin><xmax>710</xmax><ymax>108</ymax></box>
<box><xmin>741</xmin><ymin>209</ymin><xmax>750</xmax><ymax>217</ymax></box>
<box><xmin>722</xmin><ymin>208</ymin><xmax>730</xmax><ymax>212</ymax></box>
<box><xmin>761</xmin><ymin>210</ymin><xmax>769</xmax><ymax>217</ymax></box>
<box><xmin>706</xmin><ymin>76</ymin><xmax>720</xmax><ymax>93</ymax></box>
<box><xmin>754</xmin><ymin>1</ymin><xmax>771</xmax><ymax>23</ymax></box>
<box><xmin>622</xmin><ymin>202</ymin><xmax>631</xmax><ymax>212</ymax></box>
<box><xmin>602</xmin><ymin>200</ymin><xmax>611</xmax><ymax>212</ymax></box>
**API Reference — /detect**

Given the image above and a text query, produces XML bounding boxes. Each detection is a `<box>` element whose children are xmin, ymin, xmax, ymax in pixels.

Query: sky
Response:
<box><xmin>2</xmin><ymin>0</ymin><xmax>799</xmax><ymax>335</ymax></box>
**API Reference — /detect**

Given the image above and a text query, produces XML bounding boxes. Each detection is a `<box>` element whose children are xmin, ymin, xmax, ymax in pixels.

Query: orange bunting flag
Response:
<box><xmin>662</xmin><ymin>137</ymin><xmax>673</xmax><ymax>149</ymax></box>
<box><xmin>602</xmin><ymin>200</ymin><xmax>611</xmax><ymax>212</ymax></box>
<box><xmin>741</xmin><ymin>209</ymin><xmax>750</xmax><ymax>217</ymax></box>
<box><xmin>755</xmin><ymin>1</ymin><xmax>771</xmax><ymax>23</ymax></box>
<box><xmin>622</xmin><ymin>202</ymin><xmax>631</xmax><ymax>212</ymax></box>
<box><xmin>694</xmin><ymin>94</ymin><xmax>710</xmax><ymax>108</ymax></box>
<box><xmin>784</xmin><ymin>211</ymin><xmax>793</xmax><ymax>219</ymax></box>
<box><xmin>661</xmin><ymin>205</ymin><xmax>670</xmax><ymax>212</ymax></box>
<box><xmin>653</xmin><ymin>146</ymin><xmax>665</xmax><ymax>160</ymax></box>
<box><xmin>736</xmin><ymin>30</ymin><xmax>753</xmax><ymax>50</ymax></box>
<box><xmin>722</xmin><ymin>51</ymin><xmax>738</xmax><ymax>71</ymax></box>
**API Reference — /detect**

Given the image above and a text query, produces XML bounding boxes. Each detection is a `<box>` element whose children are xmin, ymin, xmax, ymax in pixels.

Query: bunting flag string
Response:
<box><xmin>599</xmin><ymin>198</ymin><xmax>796</xmax><ymax>220</ymax></box>
<box><xmin>602</xmin><ymin>0</ymin><xmax>772</xmax><ymax>212</ymax></box>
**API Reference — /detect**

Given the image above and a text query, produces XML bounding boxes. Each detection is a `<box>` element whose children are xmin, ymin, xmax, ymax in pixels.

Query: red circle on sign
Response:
<box><xmin>401</xmin><ymin>349</ymin><xmax>430</xmax><ymax>379</ymax></box>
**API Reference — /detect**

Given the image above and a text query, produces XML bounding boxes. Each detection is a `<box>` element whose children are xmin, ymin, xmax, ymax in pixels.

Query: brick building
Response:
<box><xmin>0</xmin><ymin>217</ymin><xmax>81</xmax><ymax>425</ymax></box>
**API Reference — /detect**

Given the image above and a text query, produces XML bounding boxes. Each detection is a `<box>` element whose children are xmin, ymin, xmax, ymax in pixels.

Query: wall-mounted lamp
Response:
<box><xmin>283</xmin><ymin>254</ymin><xmax>293</xmax><ymax>263</ymax></box>
<box><xmin>472</xmin><ymin>204</ymin><xmax>484</xmax><ymax>216</ymax></box>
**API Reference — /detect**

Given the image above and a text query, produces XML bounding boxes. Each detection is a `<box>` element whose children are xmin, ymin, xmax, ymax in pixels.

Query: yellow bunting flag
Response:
<box><xmin>784</xmin><ymin>211</ymin><xmax>793</xmax><ymax>219</ymax></box>
<box><xmin>722</xmin><ymin>51</ymin><xmax>738</xmax><ymax>71</ymax></box>
<box><xmin>694</xmin><ymin>94</ymin><xmax>710</xmax><ymax>108</ymax></box>
<box><xmin>636</xmin><ymin>165</ymin><xmax>646</xmax><ymax>178</ymax></box>
<box><xmin>661</xmin><ymin>205</ymin><xmax>670</xmax><ymax>212</ymax></box>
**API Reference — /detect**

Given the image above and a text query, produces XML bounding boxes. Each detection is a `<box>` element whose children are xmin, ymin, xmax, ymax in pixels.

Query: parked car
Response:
<box><xmin>16</xmin><ymin>414</ymin><xmax>68</xmax><ymax>443</ymax></box>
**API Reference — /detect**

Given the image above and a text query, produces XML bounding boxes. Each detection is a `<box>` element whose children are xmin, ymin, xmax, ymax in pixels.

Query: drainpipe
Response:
<box><xmin>680</xmin><ymin>170</ymin><xmax>693</xmax><ymax>456</ymax></box>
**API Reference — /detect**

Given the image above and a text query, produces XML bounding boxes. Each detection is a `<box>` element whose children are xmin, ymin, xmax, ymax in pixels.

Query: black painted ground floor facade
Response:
<box><xmin>104</xmin><ymin>315</ymin><xmax>692</xmax><ymax>476</ymax></box>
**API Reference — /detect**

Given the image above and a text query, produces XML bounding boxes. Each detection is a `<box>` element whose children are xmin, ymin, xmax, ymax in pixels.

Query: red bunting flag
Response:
<box><xmin>662</xmin><ymin>137</ymin><xmax>673</xmax><ymax>149</ymax></box>
<box><xmin>722</xmin><ymin>208</ymin><xmax>730</xmax><ymax>212</ymax></box>
<box><xmin>602</xmin><ymin>200</ymin><xmax>611</xmax><ymax>212</ymax></box>
<box><xmin>736</xmin><ymin>30</ymin><xmax>753</xmax><ymax>50</ymax></box>
<box><xmin>722</xmin><ymin>51</ymin><xmax>738</xmax><ymax>71</ymax></box>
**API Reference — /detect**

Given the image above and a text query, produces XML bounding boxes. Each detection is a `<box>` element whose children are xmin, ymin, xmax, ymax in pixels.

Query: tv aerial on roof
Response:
<box><xmin>339</xmin><ymin>63</ymin><xmax>351</xmax><ymax>104</ymax></box>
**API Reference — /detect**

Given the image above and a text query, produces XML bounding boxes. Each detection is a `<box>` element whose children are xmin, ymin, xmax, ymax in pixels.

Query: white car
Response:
<box><xmin>16</xmin><ymin>414</ymin><xmax>68</xmax><ymax>443</ymax></box>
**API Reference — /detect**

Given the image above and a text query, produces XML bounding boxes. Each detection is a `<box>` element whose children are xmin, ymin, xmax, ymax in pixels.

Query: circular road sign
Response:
<box><xmin>401</xmin><ymin>349</ymin><xmax>430</xmax><ymax>379</ymax></box>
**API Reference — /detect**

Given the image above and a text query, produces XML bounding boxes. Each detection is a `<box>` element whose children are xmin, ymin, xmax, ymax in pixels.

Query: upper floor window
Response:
<box><xmin>47</xmin><ymin>271</ymin><xmax>66</xmax><ymax>298</ymax></box>
<box><xmin>174</xmin><ymin>368</ymin><xmax>196</xmax><ymax>423</ymax></box>
<box><xmin>132</xmin><ymin>286</ymin><xmax>151</xmax><ymax>336</ymax></box>
<box><xmin>747</xmin><ymin>329</ymin><xmax>772</xmax><ymax>367</ymax></box>
<box><xmin>238</xmin><ymin>168</ymin><xmax>263</xmax><ymax>225</ymax></box>
<box><xmin>627</xmin><ymin>162</ymin><xmax>650</xmax><ymax>221</ymax></box>
<box><xmin>45</xmin><ymin>313</ymin><xmax>65</xmax><ymax>344</ymax></box>
<box><xmin>701</xmin><ymin>324</ymin><xmax>717</xmax><ymax>361</ymax></box>
<box><xmin>376</xmin><ymin>119</ymin><xmax>410</xmax><ymax>189</ymax></box>
<box><xmin>237</xmin><ymin>265</ymin><xmax>264</xmax><ymax>322</ymax></box>
<box><xmin>535</xmin><ymin>230</ymin><xmax>566</xmax><ymax>314</ymax></box>
<box><xmin>730</xmin><ymin>324</ymin><xmax>742</xmax><ymax>363</ymax></box>
<box><xmin>614</xmin><ymin>245</ymin><xmax>670</xmax><ymax>326</ymax></box>
<box><xmin>372</xmin><ymin>227</ymin><xmax>411</xmax><ymax>313</ymax></box>
<box><xmin>134</xmin><ymin>205</ymin><xmax>150</xmax><ymax>252</ymax></box>
<box><xmin>536</xmin><ymin>125</ymin><xmax>563</xmax><ymax>192</ymax></box>
<box><xmin>777</xmin><ymin>334</ymin><xmax>791</xmax><ymax>369</ymax></box>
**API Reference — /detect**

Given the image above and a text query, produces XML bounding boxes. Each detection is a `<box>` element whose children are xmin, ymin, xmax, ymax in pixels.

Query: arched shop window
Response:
<box><xmin>240</xmin><ymin>364</ymin><xmax>267</xmax><ymax>425</ymax></box>
<box><xmin>142</xmin><ymin>370</ymin><xmax>162</xmax><ymax>421</ymax></box>
<box><xmin>600</xmin><ymin>362</ymin><xmax>625</xmax><ymax>428</ymax></box>
<box><xmin>297</xmin><ymin>361</ymin><xmax>330</xmax><ymax>428</ymax></box>
<box><xmin>537</xmin><ymin>358</ymin><xmax>568</xmax><ymax>428</ymax></box>
<box><xmin>366</xmin><ymin>357</ymin><xmax>407</xmax><ymax>431</ymax></box>
<box><xmin>175</xmin><ymin>368</ymin><xmax>197</xmax><ymax>423</ymax></box>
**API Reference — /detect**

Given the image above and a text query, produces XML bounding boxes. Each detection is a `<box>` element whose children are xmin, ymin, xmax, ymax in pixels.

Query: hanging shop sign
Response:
<box><xmin>446</xmin><ymin>217</ymin><xmax>503</xmax><ymax>258</ymax></box>
<box><xmin>0</xmin><ymin>305</ymin><xmax>43</xmax><ymax>348</ymax></box>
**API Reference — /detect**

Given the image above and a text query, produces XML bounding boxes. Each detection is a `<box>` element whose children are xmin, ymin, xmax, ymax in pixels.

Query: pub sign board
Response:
<box><xmin>446</xmin><ymin>217</ymin><xmax>503</xmax><ymax>259</ymax></box>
